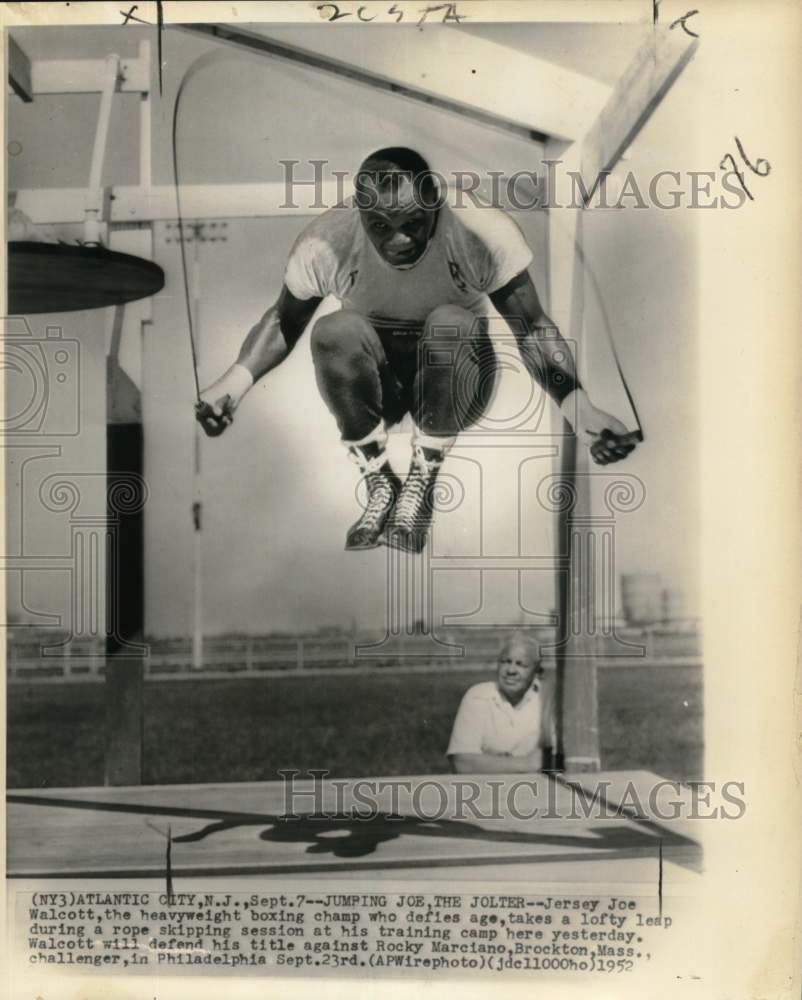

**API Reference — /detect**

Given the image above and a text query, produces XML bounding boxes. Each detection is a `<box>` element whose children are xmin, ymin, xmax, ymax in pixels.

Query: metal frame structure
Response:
<box><xmin>8</xmin><ymin>24</ymin><xmax>698</xmax><ymax>780</ymax></box>
<box><xmin>8</xmin><ymin>37</ymin><xmax>155</xmax><ymax>784</ymax></box>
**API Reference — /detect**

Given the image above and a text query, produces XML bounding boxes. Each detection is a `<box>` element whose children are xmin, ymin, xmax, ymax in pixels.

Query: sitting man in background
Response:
<box><xmin>446</xmin><ymin>633</ymin><xmax>554</xmax><ymax>774</ymax></box>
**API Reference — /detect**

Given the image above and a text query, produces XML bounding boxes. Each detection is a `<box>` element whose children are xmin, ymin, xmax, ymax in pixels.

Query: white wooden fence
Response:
<box><xmin>7</xmin><ymin>630</ymin><xmax>701</xmax><ymax>684</ymax></box>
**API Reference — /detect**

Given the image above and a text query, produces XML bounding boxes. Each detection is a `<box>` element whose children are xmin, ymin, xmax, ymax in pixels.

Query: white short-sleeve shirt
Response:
<box><xmin>446</xmin><ymin>679</ymin><xmax>554</xmax><ymax>758</ymax></box>
<box><xmin>283</xmin><ymin>193</ymin><xmax>533</xmax><ymax>326</ymax></box>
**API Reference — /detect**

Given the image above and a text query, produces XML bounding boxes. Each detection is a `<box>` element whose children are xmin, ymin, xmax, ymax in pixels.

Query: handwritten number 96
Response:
<box><xmin>720</xmin><ymin>137</ymin><xmax>771</xmax><ymax>202</ymax></box>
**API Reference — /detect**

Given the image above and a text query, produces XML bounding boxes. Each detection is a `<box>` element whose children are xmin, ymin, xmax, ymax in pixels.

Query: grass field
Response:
<box><xmin>7</xmin><ymin>665</ymin><xmax>702</xmax><ymax>788</ymax></box>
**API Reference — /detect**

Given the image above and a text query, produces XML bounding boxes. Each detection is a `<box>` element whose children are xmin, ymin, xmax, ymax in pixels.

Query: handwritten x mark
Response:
<box><xmin>120</xmin><ymin>4</ymin><xmax>149</xmax><ymax>24</ymax></box>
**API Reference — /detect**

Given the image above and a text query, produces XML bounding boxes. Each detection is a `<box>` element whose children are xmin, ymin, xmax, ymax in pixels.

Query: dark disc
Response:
<box><xmin>8</xmin><ymin>241</ymin><xmax>165</xmax><ymax>314</ymax></box>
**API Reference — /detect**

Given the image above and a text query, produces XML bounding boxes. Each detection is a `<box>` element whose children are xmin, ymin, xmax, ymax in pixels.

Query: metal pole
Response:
<box><xmin>191</xmin><ymin>228</ymin><xmax>204</xmax><ymax>671</ymax></box>
<box><xmin>84</xmin><ymin>54</ymin><xmax>119</xmax><ymax>243</ymax></box>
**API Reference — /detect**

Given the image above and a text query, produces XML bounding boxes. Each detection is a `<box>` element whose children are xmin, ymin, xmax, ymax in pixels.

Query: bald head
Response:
<box><xmin>500</xmin><ymin>634</ymin><xmax>542</xmax><ymax>664</ymax></box>
<box><xmin>496</xmin><ymin>633</ymin><xmax>542</xmax><ymax>704</ymax></box>
<box><xmin>354</xmin><ymin>146</ymin><xmax>440</xmax><ymax>213</ymax></box>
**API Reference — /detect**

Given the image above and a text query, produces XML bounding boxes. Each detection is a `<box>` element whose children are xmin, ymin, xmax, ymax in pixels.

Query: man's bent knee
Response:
<box><xmin>311</xmin><ymin>309</ymin><xmax>376</xmax><ymax>357</ymax></box>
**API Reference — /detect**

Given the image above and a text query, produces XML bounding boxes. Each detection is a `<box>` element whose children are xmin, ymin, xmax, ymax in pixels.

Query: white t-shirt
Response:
<box><xmin>446</xmin><ymin>679</ymin><xmax>554</xmax><ymax>759</ymax></box>
<box><xmin>283</xmin><ymin>196</ymin><xmax>533</xmax><ymax>327</ymax></box>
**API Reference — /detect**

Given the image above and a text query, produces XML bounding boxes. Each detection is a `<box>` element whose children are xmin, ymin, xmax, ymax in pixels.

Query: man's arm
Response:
<box><xmin>489</xmin><ymin>271</ymin><xmax>637</xmax><ymax>464</ymax></box>
<box><xmin>449</xmin><ymin>751</ymin><xmax>543</xmax><ymax>775</ymax></box>
<box><xmin>195</xmin><ymin>285</ymin><xmax>321</xmax><ymax>437</ymax></box>
<box><xmin>237</xmin><ymin>285</ymin><xmax>321</xmax><ymax>381</ymax></box>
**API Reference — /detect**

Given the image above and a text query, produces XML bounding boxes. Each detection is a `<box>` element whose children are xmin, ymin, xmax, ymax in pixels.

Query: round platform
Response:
<box><xmin>8</xmin><ymin>241</ymin><xmax>165</xmax><ymax>314</ymax></box>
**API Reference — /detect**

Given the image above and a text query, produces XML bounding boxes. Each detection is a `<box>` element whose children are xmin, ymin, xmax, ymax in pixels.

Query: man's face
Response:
<box><xmin>496</xmin><ymin>642</ymin><xmax>539</xmax><ymax>702</ymax></box>
<box><xmin>357</xmin><ymin>174</ymin><xmax>438</xmax><ymax>266</ymax></box>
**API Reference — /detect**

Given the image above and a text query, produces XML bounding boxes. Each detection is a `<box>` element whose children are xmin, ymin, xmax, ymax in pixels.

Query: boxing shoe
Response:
<box><xmin>383</xmin><ymin>444</ymin><xmax>445</xmax><ymax>554</ymax></box>
<box><xmin>345</xmin><ymin>441</ymin><xmax>402</xmax><ymax>550</ymax></box>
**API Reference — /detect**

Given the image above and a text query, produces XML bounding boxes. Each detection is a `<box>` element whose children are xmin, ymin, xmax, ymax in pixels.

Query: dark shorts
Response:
<box><xmin>373</xmin><ymin>319</ymin><xmax>498</xmax><ymax>429</ymax></box>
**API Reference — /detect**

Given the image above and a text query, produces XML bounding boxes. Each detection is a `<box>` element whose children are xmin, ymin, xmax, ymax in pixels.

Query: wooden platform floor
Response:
<box><xmin>7</xmin><ymin>771</ymin><xmax>702</xmax><ymax>884</ymax></box>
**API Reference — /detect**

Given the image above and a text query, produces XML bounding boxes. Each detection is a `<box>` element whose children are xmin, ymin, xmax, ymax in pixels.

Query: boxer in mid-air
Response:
<box><xmin>196</xmin><ymin>147</ymin><xmax>637</xmax><ymax>553</ymax></box>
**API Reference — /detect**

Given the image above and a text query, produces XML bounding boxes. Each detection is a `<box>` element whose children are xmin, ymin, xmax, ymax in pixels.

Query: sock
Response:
<box><xmin>411</xmin><ymin>425</ymin><xmax>456</xmax><ymax>459</ymax></box>
<box><xmin>344</xmin><ymin>422</ymin><xmax>390</xmax><ymax>474</ymax></box>
<box><xmin>343</xmin><ymin>421</ymin><xmax>388</xmax><ymax>452</ymax></box>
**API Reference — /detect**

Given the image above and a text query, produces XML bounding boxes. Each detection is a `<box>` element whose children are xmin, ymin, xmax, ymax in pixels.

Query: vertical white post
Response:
<box><xmin>138</xmin><ymin>40</ymin><xmax>152</xmax><ymax>191</ymax></box>
<box><xmin>546</xmin><ymin>140</ymin><xmax>600</xmax><ymax>773</ymax></box>
<box><xmin>191</xmin><ymin>233</ymin><xmax>204</xmax><ymax>671</ymax></box>
<box><xmin>84</xmin><ymin>54</ymin><xmax>119</xmax><ymax>243</ymax></box>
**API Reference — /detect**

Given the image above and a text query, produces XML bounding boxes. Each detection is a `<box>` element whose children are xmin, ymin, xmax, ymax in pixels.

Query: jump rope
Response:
<box><xmin>171</xmin><ymin>49</ymin><xmax>644</xmax><ymax>446</ymax></box>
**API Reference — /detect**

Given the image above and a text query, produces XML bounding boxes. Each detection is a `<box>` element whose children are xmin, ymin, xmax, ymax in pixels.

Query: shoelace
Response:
<box><xmin>357</xmin><ymin>473</ymin><xmax>396</xmax><ymax>529</ymax></box>
<box><xmin>394</xmin><ymin>446</ymin><xmax>442</xmax><ymax>526</ymax></box>
<box><xmin>348</xmin><ymin>448</ymin><xmax>396</xmax><ymax>529</ymax></box>
<box><xmin>348</xmin><ymin>448</ymin><xmax>388</xmax><ymax>476</ymax></box>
